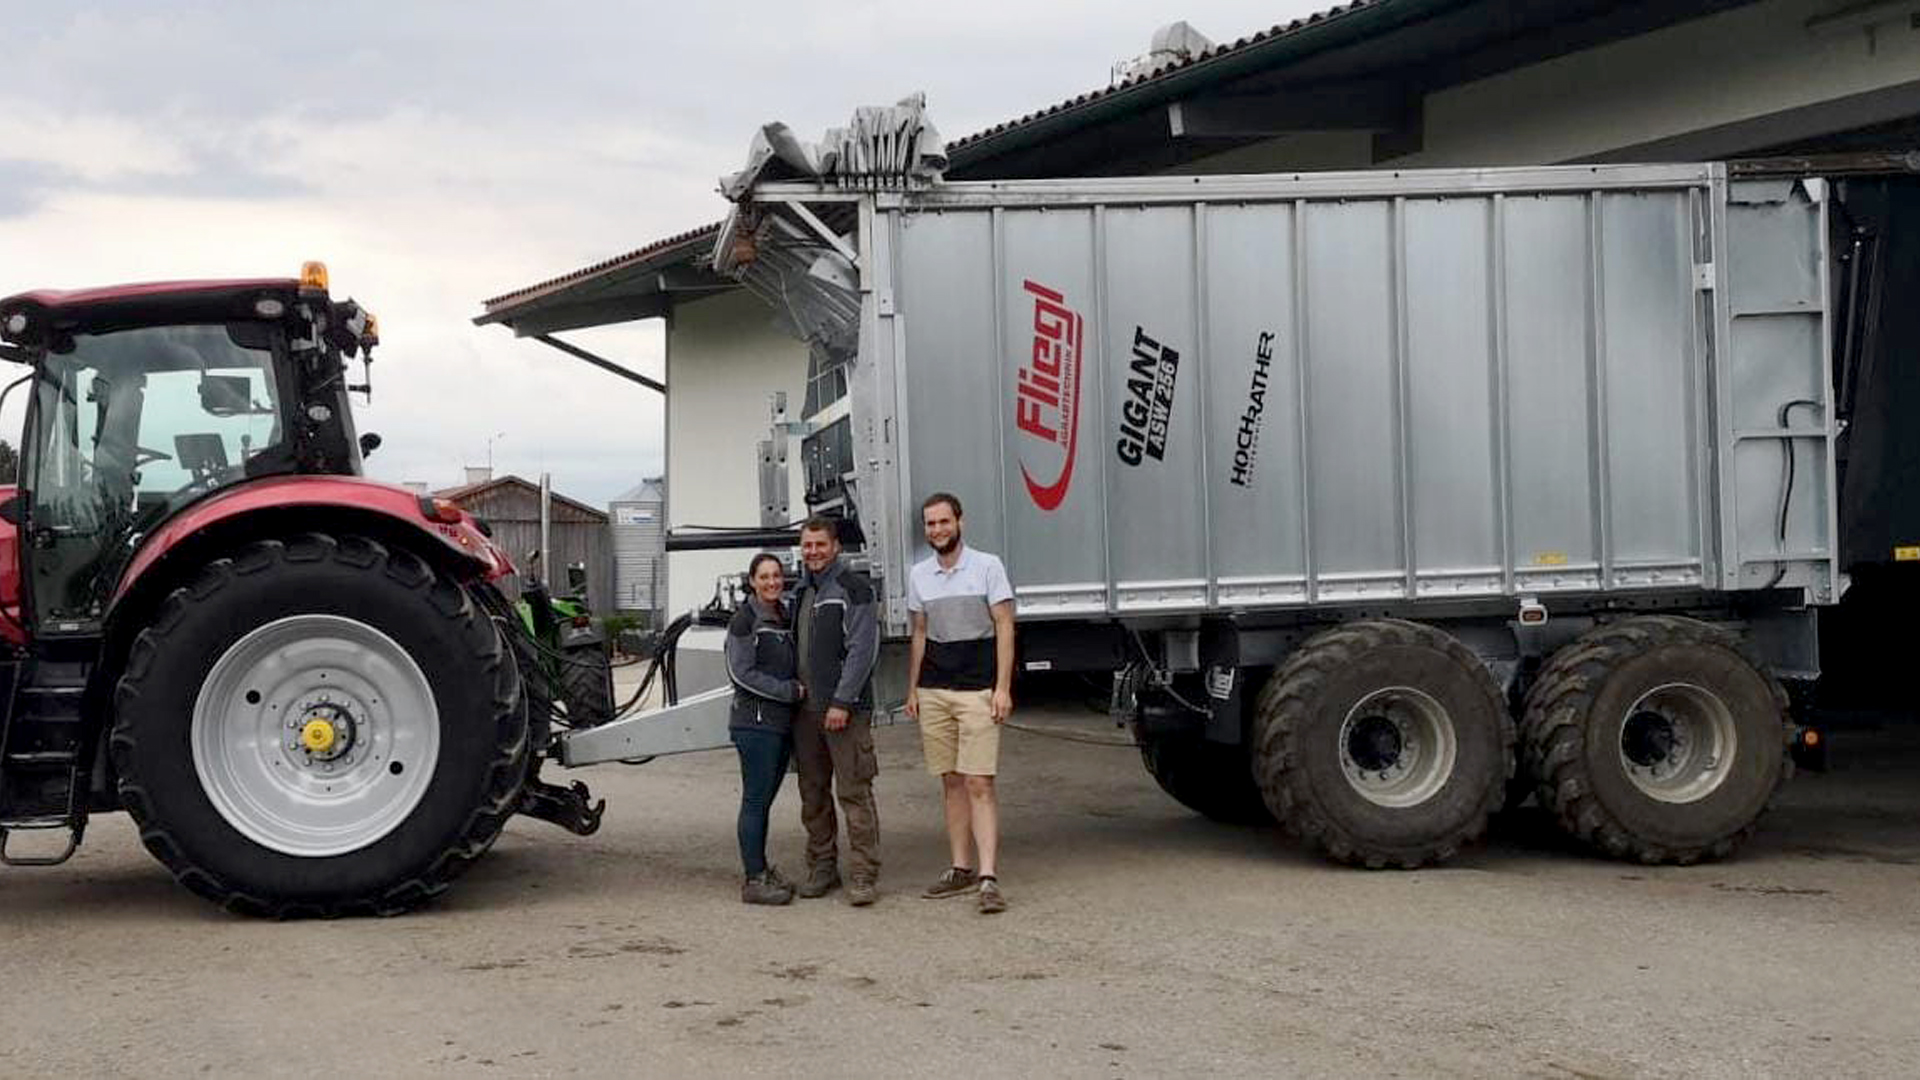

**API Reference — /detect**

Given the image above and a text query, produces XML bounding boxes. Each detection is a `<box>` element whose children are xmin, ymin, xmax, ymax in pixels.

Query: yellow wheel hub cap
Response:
<box><xmin>300</xmin><ymin>718</ymin><xmax>338</xmax><ymax>754</ymax></box>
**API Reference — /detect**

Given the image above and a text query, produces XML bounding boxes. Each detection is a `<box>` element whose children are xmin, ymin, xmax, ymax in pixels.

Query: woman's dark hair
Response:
<box><xmin>746</xmin><ymin>552</ymin><xmax>783</xmax><ymax>581</ymax></box>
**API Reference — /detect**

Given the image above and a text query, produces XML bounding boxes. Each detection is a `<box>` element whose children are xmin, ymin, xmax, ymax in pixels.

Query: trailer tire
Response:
<box><xmin>1520</xmin><ymin>616</ymin><xmax>1790</xmax><ymax>864</ymax></box>
<box><xmin>559</xmin><ymin>642</ymin><xmax>615</xmax><ymax>728</ymax></box>
<box><xmin>1252</xmin><ymin>620</ymin><xmax>1511</xmax><ymax>868</ymax></box>
<box><xmin>111</xmin><ymin>534</ymin><xmax>529</xmax><ymax>917</ymax></box>
<box><xmin>1498</xmin><ymin>750</ymin><xmax>1537</xmax><ymax>816</ymax></box>
<box><xmin>1138</xmin><ymin>734</ymin><xmax>1273</xmax><ymax>825</ymax></box>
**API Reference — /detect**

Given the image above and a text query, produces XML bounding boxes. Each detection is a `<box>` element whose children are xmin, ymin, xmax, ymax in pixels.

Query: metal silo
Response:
<box><xmin>609</xmin><ymin>477</ymin><xmax>665</xmax><ymax>620</ymax></box>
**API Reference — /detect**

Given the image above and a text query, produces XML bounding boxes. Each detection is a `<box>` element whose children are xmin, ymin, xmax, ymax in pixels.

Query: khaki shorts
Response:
<box><xmin>917</xmin><ymin>687</ymin><xmax>1000</xmax><ymax>776</ymax></box>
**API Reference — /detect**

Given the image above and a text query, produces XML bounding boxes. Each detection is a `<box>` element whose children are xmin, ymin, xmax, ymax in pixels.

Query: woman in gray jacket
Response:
<box><xmin>725</xmin><ymin>553</ymin><xmax>805</xmax><ymax>904</ymax></box>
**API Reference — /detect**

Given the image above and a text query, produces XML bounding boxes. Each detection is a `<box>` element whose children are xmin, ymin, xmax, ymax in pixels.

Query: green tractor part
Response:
<box><xmin>514</xmin><ymin>554</ymin><xmax>615</xmax><ymax>730</ymax></box>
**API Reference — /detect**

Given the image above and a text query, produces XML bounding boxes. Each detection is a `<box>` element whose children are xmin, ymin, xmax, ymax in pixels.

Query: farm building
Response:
<box><xmin>437</xmin><ymin>472</ymin><xmax>613</xmax><ymax>613</ymax></box>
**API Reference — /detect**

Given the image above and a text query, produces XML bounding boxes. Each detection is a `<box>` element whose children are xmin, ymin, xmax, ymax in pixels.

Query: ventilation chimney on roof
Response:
<box><xmin>1112</xmin><ymin>21</ymin><xmax>1214</xmax><ymax>86</ymax></box>
<box><xmin>464</xmin><ymin>466</ymin><xmax>492</xmax><ymax>486</ymax></box>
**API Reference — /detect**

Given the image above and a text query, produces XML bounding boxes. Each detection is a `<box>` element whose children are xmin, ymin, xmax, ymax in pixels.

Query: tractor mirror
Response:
<box><xmin>199</xmin><ymin>374</ymin><xmax>256</xmax><ymax>417</ymax></box>
<box><xmin>566</xmin><ymin>563</ymin><xmax>588</xmax><ymax>593</ymax></box>
<box><xmin>359</xmin><ymin>432</ymin><xmax>382</xmax><ymax>458</ymax></box>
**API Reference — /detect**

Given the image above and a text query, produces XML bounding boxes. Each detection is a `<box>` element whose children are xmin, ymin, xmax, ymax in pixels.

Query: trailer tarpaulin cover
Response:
<box><xmin>718</xmin><ymin>92</ymin><xmax>947</xmax><ymax>200</ymax></box>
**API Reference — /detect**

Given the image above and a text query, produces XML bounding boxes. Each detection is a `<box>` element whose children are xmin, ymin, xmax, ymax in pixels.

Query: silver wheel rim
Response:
<box><xmin>191</xmin><ymin>614</ymin><xmax>440</xmax><ymax>857</ymax></box>
<box><xmin>1337</xmin><ymin>686</ymin><xmax>1458</xmax><ymax>808</ymax></box>
<box><xmin>1618</xmin><ymin>682</ymin><xmax>1736</xmax><ymax>804</ymax></box>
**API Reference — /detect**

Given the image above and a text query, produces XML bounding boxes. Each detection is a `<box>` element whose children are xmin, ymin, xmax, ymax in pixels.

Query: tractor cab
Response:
<box><xmin>0</xmin><ymin>263</ymin><xmax>378</xmax><ymax>640</ymax></box>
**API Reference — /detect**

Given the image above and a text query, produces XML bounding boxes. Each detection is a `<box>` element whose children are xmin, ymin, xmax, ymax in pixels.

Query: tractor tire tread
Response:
<box><xmin>110</xmin><ymin>533</ymin><xmax>528</xmax><ymax>918</ymax></box>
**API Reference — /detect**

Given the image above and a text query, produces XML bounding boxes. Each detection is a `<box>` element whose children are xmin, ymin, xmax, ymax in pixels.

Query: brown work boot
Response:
<box><xmin>921</xmin><ymin>866</ymin><xmax>979</xmax><ymax>899</ymax></box>
<box><xmin>795</xmin><ymin>861</ymin><xmax>840</xmax><ymax>899</ymax></box>
<box><xmin>977</xmin><ymin>876</ymin><xmax>1007</xmax><ymax>915</ymax></box>
<box><xmin>847</xmin><ymin>874</ymin><xmax>879</xmax><ymax>907</ymax></box>
<box><xmin>741</xmin><ymin>870</ymin><xmax>794</xmax><ymax>906</ymax></box>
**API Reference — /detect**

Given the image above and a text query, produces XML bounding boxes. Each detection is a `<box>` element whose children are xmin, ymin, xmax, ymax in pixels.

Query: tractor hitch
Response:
<box><xmin>519</xmin><ymin>770</ymin><xmax>606</xmax><ymax>836</ymax></box>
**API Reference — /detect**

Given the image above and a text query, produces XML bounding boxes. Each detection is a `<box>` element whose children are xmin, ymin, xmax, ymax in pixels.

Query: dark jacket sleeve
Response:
<box><xmin>725</xmin><ymin>611</ymin><xmax>800</xmax><ymax>703</ymax></box>
<box><xmin>831</xmin><ymin>574</ymin><xmax>881</xmax><ymax>711</ymax></box>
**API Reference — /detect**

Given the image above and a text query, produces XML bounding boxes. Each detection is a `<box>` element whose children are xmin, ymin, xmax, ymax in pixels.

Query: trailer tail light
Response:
<box><xmin>417</xmin><ymin>496</ymin><xmax>463</xmax><ymax>524</ymax></box>
<box><xmin>1790</xmin><ymin>725</ymin><xmax>1828</xmax><ymax>773</ymax></box>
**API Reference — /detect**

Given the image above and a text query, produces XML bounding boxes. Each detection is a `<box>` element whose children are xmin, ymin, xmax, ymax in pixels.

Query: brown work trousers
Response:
<box><xmin>792</xmin><ymin>707</ymin><xmax>881</xmax><ymax>881</ymax></box>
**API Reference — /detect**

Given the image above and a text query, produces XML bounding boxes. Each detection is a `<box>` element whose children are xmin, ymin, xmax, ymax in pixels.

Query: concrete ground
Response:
<box><xmin>1</xmin><ymin>670</ymin><xmax>1916</xmax><ymax>1079</ymax></box>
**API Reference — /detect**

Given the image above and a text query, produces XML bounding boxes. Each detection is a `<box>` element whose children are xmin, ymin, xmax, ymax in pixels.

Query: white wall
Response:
<box><xmin>1405</xmin><ymin>0</ymin><xmax>1920</xmax><ymax>166</ymax></box>
<box><xmin>663</xmin><ymin>288</ymin><xmax>809</xmax><ymax>615</ymax></box>
<box><xmin>1179</xmin><ymin>0</ymin><xmax>1920</xmax><ymax>174</ymax></box>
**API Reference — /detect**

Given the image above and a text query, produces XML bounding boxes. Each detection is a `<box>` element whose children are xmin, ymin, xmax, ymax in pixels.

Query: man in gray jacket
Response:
<box><xmin>790</xmin><ymin>517</ymin><xmax>883</xmax><ymax>905</ymax></box>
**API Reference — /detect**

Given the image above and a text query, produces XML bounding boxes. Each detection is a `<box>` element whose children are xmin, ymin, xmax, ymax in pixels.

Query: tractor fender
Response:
<box><xmin>112</xmin><ymin>475</ymin><xmax>514</xmax><ymax>609</ymax></box>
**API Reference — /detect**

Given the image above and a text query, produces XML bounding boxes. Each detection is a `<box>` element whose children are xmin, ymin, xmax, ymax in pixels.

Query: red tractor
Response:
<box><xmin>0</xmin><ymin>265</ymin><xmax>603</xmax><ymax>916</ymax></box>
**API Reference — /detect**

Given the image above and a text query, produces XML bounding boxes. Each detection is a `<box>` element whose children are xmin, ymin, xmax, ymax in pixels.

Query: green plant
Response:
<box><xmin>598</xmin><ymin>613</ymin><xmax>644</xmax><ymax>652</ymax></box>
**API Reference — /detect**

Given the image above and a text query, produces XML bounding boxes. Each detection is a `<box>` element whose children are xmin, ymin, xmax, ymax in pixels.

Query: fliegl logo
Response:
<box><xmin>1014</xmin><ymin>279</ymin><xmax>1084</xmax><ymax>512</ymax></box>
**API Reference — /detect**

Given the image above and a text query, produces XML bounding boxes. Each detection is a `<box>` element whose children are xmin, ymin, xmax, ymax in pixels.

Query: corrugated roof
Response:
<box><xmin>611</xmin><ymin>477</ymin><xmax>665</xmax><ymax>504</ymax></box>
<box><xmin>947</xmin><ymin>0</ymin><xmax>1387</xmax><ymax>155</ymax></box>
<box><xmin>478</xmin><ymin>221</ymin><xmax>721</xmax><ymax>313</ymax></box>
<box><xmin>436</xmin><ymin>474</ymin><xmax>609</xmax><ymax>521</ymax></box>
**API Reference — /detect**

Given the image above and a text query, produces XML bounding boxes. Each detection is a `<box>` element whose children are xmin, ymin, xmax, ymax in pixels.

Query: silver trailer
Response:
<box><xmin>725</xmin><ymin>163</ymin><xmax>1836</xmax><ymax>624</ymax></box>
<box><xmin>576</xmin><ymin>107</ymin><xmax>1839</xmax><ymax>870</ymax></box>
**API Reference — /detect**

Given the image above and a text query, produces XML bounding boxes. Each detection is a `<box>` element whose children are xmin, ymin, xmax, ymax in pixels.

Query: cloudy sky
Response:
<box><xmin>2</xmin><ymin>0</ymin><xmax>1329</xmax><ymax>505</ymax></box>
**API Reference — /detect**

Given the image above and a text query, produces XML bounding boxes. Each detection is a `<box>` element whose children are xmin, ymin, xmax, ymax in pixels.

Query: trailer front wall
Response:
<box><xmin>872</xmin><ymin>168</ymin><xmax>1834</xmax><ymax>626</ymax></box>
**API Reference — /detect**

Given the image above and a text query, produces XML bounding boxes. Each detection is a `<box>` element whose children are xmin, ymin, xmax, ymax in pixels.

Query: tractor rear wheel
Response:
<box><xmin>111</xmin><ymin>533</ymin><xmax>528</xmax><ymax>917</ymax></box>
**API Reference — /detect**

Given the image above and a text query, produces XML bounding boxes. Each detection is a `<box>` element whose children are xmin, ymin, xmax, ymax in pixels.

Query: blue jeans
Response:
<box><xmin>732</xmin><ymin>726</ymin><xmax>792</xmax><ymax>877</ymax></box>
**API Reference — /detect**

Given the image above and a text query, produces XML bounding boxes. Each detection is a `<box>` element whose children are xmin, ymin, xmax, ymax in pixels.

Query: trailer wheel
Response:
<box><xmin>110</xmin><ymin>534</ymin><xmax>529</xmax><ymax>917</ymax></box>
<box><xmin>1138</xmin><ymin>734</ymin><xmax>1273</xmax><ymax>825</ymax></box>
<box><xmin>1252</xmin><ymin>620</ymin><xmax>1511</xmax><ymax>868</ymax></box>
<box><xmin>559</xmin><ymin>642</ymin><xmax>615</xmax><ymax>728</ymax></box>
<box><xmin>1521</xmin><ymin>616</ymin><xmax>1790</xmax><ymax>864</ymax></box>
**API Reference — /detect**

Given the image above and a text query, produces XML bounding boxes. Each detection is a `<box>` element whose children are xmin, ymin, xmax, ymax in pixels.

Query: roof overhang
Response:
<box><xmin>945</xmin><ymin>0</ymin><xmax>1766</xmax><ymax>178</ymax></box>
<box><xmin>473</xmin><ymin>225</ymin><xmax>729</xmax><ymax>336</ymax></box>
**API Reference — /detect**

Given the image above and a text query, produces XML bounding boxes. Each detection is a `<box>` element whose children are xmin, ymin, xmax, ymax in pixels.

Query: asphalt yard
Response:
<box><xmin>1</xmin><ymin>677</ymin><xmax>1916</xmax><ymax>1078</ymax></box>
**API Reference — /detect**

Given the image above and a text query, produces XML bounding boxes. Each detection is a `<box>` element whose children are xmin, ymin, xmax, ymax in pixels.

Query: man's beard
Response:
<box><xmin>931</xmin><ymin>530</ymin><xmax>961</xmax><ymax>556</ymax></box>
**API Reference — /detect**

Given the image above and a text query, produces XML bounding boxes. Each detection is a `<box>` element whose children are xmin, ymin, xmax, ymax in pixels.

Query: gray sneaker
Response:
<box><xmin>922</xmin><ymin>867</ymin><xmax>979</xmax><ymax>899</ymax></box>
<box><xmin>977</xmin><ymin>877</ymin><xmax>1008</xmax><ymax>915</ymax></box>
<box><xmin>741</xmin><ymin>871</ymin><xmax>794</xmax><ymax>906</ymax></box>
<box><xmin>795</xmin><ymin>862</ymin><xmax>841</xmax><ymax>899</ymax></box>
<box><xmin>847</xmin><ymin>875</ymin><xmax>879</xmax><ymax>907</ymax></box>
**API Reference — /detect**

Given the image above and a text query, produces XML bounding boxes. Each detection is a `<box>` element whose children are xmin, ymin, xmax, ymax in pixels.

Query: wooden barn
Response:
<box><xmin>437</xmin><ymin>474</ymin><xmax>612</xmax><ymax>612</ymax></box>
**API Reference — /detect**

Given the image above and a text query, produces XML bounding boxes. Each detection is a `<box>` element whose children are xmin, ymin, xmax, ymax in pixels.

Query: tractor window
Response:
<box><xmin>132</xmin><ymin>366</ymin><xmax>281</xmax><ymax>498</ymax></box>
<box><xmin>26</xmin><ymin>324</ymin><xmax>285</xmax><ymax>625</ymax></box>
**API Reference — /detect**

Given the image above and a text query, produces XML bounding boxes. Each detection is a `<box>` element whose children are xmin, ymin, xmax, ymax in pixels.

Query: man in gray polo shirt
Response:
<box><xmin>905</xmin><ymin>492</ymin><xmax>1016</xmax><ymax>914</ymax></box>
